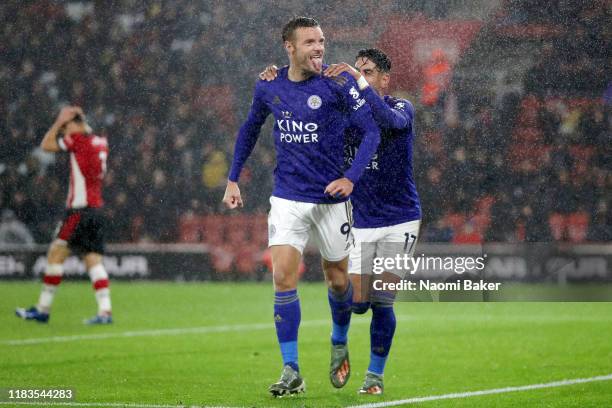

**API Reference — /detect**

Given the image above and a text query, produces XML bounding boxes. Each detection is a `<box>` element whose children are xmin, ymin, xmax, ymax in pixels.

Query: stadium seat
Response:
<box><xmin>234</xmin><ymin>244</ymin><xmax>260</xmax><ymax>276</ymax></box>
<box><xmin>452</xmin><ymin>222</ymin><xmax>482</xmax><ymax>244</ymax></box>
<box><xmin>226</xmin><ymin>218</ymin><xmax>248</xmax><ymax>245</ymax></box>
<box><xmin>179</xmin><ymin>213</ymin><xmax>204</xmax><ymax>243</ymax></box>
<box><xmin>516</xmin><ymin>95</ymin><xmax>542</xmax><ymax>127</ymax></box>
<box><xmin>512</xmin><ymin>127</ymin><xmax>543</xmax><ymax>144</ymax></box>
<box><xmin>548</xmin><ymin>213</ymin><xmax>566</xmax><ymax>241</ymax></box>
<box><xmin>202</xmin><ymin>215</ymin><xmax>225</xmax><ymax>246</ymax></box>
<box><xmin>445</xmin><ymin>212</ymin><xmax>467</xmax><ymax>232</ymax></box>
<box><xmin>567</xmin><ymin>212</ymin><xmax>589</xmax><ymax>243</ymax></box>
<box><xmin>252</xmin><ymin>215</ymin><xmax>268</xmax><ymax>247</ymax></box>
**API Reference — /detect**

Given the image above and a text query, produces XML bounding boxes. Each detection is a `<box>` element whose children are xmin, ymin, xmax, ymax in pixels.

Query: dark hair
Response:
<box><xmin>356</xmin><ymin>48</ymin><xmax>392</xmax><ymax>73</ymax></box>
<box><xmin>282</xmin><ymin>16</ymin><xmax>319</xmax><ymax>42</ymax></box>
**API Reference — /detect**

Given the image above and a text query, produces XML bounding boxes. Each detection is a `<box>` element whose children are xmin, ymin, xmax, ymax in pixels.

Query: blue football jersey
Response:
<box><xmin>345</xmin><ymin>87</ymin><xmax>421</xmax><ymax>228</ymax></box>
<box><xmin>229</xmin><ymin>67</ymin><xmax>380</xmax><ymax>204</ymax></box>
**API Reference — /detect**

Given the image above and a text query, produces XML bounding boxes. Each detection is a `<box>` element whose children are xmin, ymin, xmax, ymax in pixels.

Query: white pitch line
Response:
<box><xmin>4</xmin><ymin>313</ymin><xmax>611</xmax><ymax>346</ymax></box>
<box><xmin>1</xmin><ymin>319</ymin><xmax>331</xmax><ymax>346</ymax></box>
<box><xmin>2</xmin><ymin>374</ymin><xmax>611</xmax><ymax>408</ymax></box>
<box><xmin>346</xmin><ymin>373</ymin><xmax>612</xmax><ymax>408</ymax></box>
<box><xmin>2</xmin><ymin>316</ymin><xmax>387</xmax><ymax>346</ymax></box>
<box><xmin>4</xmin><ymin>314</ymin><xmax>432</xmax><ymax>346</ymax></box>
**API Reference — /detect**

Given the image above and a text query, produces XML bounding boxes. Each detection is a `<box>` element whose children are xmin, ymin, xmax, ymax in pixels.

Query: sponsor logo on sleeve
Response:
<box><xmin>349</xmin><ymin>86</ymin><xmax>366</xmax><ymax>110</ymax></box>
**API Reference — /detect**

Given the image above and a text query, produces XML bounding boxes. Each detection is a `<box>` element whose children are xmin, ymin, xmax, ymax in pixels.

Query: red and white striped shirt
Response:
<box><xmin>58</xmin><ymin>132</ymin><xmax>108</xmax><ymax>209</ymax></box>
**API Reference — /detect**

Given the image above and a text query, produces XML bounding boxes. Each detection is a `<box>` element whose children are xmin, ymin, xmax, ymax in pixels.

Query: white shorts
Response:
<box><xmin>268</xmin><ymin>196</ymin><xmax>354</xmax><ymax>261</ymax></box>
<box><xmin>349</xmin><ymin>219</ymin><xmax>421</xmax><ymax>277</ymax></box>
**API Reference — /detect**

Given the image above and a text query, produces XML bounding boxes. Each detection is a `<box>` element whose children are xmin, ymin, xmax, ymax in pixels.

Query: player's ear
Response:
<box><xmin>381</xmin><ymin>73</ymin><xmax>391</xmax><ymax>90</ymax></box>
<box><xmin>284</xmin><ymin>40</ymin><xmax>294</xmax><ymax>55</ymax></box>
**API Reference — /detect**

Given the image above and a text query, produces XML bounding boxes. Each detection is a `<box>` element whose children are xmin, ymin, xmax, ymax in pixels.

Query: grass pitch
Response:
<box><xmin>1</xmin><ymin>281</ymin><xmax>612</xmax><ymax>407</ymax></box>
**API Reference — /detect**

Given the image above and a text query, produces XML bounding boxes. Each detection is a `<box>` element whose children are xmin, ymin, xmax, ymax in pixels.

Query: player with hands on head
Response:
<box><xmin>16</xmin><ymin>106</ymin><xmax>113</xmax><ymax>325</ymax></box>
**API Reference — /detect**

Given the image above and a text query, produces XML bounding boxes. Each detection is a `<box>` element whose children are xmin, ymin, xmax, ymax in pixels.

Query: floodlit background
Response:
<box><xmin>1</xmin><ymin>0</ymin><xmax>608</xmax><ymax>248</ymax></box>
<box><xmin>0</xmin><ymin>1</ymin><xmax>611</xmax><ymax>407</ymax></box>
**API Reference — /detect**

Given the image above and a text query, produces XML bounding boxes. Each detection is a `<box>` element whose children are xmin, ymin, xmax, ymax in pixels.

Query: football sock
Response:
<box><xmin>368</xmin><ymin>291</ymin><xmax>396</xmax><ymax>375</ymax></box>
<box><xmin>89</xmin><ymin>264</ymin><xmax>111</xmax><ymax>315</ymax></box>
<box><xmin>328</xmin><ymin>280</ymin><xmax>353</xmax><ymax>345</ymax></box>
<box><xmin>37</xmin><ymin>264</ymin><xmax>63</xmax><ymax>313</ymax></box>
<box><xmin>274</xmin><ymin>289</ymin><xmax>300</xmax><ymax>372</ymax></box>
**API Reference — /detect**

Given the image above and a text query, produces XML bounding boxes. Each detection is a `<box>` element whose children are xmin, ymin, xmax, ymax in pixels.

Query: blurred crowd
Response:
<box><xmin>416</xmin><ymin>0</ymin><xmax>610</xmax><ymax>243</ymax></box>
<box><xmin>0</xmin><ymin>0</ymin><xmax>609</xmax><ymax>245</ymax></box>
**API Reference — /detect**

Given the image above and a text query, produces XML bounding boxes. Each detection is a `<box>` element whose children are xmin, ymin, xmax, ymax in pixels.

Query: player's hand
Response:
<box><xmin>222</xmin><ymin>180</ymin><xmax>244</xmax><ymax>209</ymax></box>
<box><xmin>323</xmin><ymin>63</ymin><xmax>361</xmax><ymax>81</ymax></box>
<box><xmin>55</xmin><ymin>106</ymin><xmax>83</xmax><ymax>126</ymax></box>
<box><xmin>259</xmin><ymin>65</ymin><xmax>278</xmax><ymax>81</ymax></box>
<box><xmin>324</xmin><ymin>177</ymin><xmax>354</xmax><ymax>199</ymax></box>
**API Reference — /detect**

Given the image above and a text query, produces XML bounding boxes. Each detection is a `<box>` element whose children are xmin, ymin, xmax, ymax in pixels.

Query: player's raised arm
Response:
<box><xmin>339</xmin><ymin>74</ymin><xmax>381</xmax><ymax>185</ymax></box>
<box><xmin>325</xmin><ymin>62</ymin><xmax>410</xmax><ymax>130</ymax></box>
<box><xmin>223</xmin><ymin>81</ymin><xmax>271</xmax><ymax>209</ymax></box>
<box><xmin>360</xmin><ymin>85</ymin><xmax>412</xmax><ymax>130</ymax></box>
<box><xmin>40</xmin><ymin>106</ymin><xmax>84</xmax><ymax>152</ymax></box>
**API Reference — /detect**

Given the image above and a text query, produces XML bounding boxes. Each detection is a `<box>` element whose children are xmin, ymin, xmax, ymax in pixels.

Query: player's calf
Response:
<box><xmin>327</xmin><ymin>270</ymin><xmax>353</xmax><ymax>388</ymax></box>
<box><xmin>38</xmin><ymin>263</ymin><xmax>64</xmax><ymax>313</ymax></box>
<box><xmin>84</xmin><ymin>257</ymin><xmax>113</xmax><ymax>324</ymax></box>
<box><xmin>364</xmin><ymin>290</ymin><xmax>396</xmax><ymax>390</ymax></box>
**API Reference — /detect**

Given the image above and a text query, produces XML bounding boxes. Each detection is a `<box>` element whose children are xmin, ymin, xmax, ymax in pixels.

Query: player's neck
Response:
<box><xmin>287</xmin><ymin>65</ymin><xmax>315</xmax><ymax>82</ymax></box>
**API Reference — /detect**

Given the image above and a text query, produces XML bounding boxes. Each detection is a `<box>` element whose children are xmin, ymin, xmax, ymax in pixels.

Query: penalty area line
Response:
<box><xmin>346</xmin><ymin>373</ymin><xmax>612</xmax><ymax>407</ymax></box>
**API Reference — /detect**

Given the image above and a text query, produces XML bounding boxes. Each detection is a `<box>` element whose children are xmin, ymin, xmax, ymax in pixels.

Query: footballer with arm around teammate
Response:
<box><xmin>325</xmin><ymin>49</ymin><xmax>421</xmax><ymax>395</ymax></box>
<box><xmin>16</xmin><ymin>106</ymin><xmax>113</xmax><ymax>325</ymax></box>
<box><xmin>258</xmin><ymin>48</ymin><xmax>421</xmax><ymax>394</ymax></box>
<box><xmin>222</xmin><ymin>17</ymin><xmax>381</xmax><ymax>397</ymax></box>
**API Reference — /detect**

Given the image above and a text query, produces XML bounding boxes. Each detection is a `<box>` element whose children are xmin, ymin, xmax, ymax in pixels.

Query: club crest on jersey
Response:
<box><xmin>307</xmin><ymin>95</ymin><xmax>322</xmax><ymax>110</ymax></box>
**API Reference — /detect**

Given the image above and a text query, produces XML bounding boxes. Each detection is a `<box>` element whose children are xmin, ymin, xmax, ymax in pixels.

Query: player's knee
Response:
<box><xmin>84</xmin><ymin>253</ymin><xmax>103</xmax><ymax>270</ymax></box>
<box><xmin>272</xmin><ymin>268</ymin><xmax>297</xmax><ymax>291</ymax></box>
<box><xmin>327</xmin><ymin>276</ymin><xmax>349</xmax><ymax>294</ymax></box>
<box><xmin>48</xmin><ymin>242</ymin><xmax>69</xmax><ymax>263</ymax></box>
<box><xmin>352</xmin><ymin>301</ymin><xmax>370</xmax><ymax>314</ymax></box>
<box><xmin>325</xmin><ymin>265</ymin><xmax>349</xmax><ymax>293</ymax></box>
<box><xmin>88</xmin><ymin>263</ymin><xmax>108</xmax><ymax>279</ymax></box>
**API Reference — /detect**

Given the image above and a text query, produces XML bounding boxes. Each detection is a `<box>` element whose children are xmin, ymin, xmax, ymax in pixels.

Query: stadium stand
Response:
<box><xmin>0</xmin><ymin>0</ymin><xmax>609</xmax><ymax>277</ymax></box>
